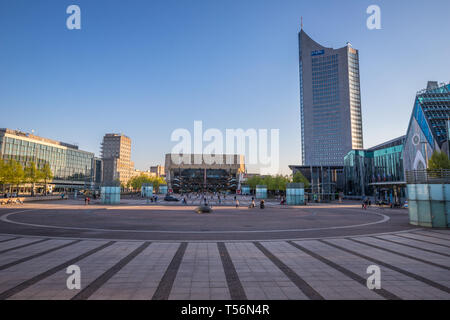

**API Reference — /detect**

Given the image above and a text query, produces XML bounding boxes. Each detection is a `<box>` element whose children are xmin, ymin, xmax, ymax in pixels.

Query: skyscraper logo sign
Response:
<box><xmin>311</xmin><ymin>50</ymin><xmax>324</xmax><ymax>56</ymax></box>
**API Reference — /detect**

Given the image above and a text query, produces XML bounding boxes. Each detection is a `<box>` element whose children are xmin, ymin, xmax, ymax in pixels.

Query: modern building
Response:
<box><xmin>289</xmin><ymin>165</ymin><xmax>344</xmax><ymax>199</ymax></box>
<box><xmin>101</xmin><ymin>133</ymin><xmax>134</xmax><ymax>185</ymax></box>
<box><xmin>150</xmin><ymin>165</ymin><xmax>165</xmax><ymax>177</ymax></box>
<box><xmin>344</xmin><ymin>136</ymin><xmax>406</xmax><ymax>202</ymax></box>
<box><xmin>403</xmin><ymin>81</ymin><xmax>450</xmax><ymax>171</ymax></box>
<box><xmin>165</xmin><ymin>154</ymin><xmax>245</xmax><ymax>193</ymax></box>
<box><xmin>299</xmin><ymin>29</ymin><xmax>363</xmax><ymax>166</ymax></box>
<box><xmin>0</xmin><ymin>128</ymin><xmax>96</xmax><ymax>190</ymax></box>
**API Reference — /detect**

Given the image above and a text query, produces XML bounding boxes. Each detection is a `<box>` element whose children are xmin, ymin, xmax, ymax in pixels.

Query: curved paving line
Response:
<box><xmin>0</xmin><ymin>210</ymin><xmax>390</xmax><ymax>234</ymax></box>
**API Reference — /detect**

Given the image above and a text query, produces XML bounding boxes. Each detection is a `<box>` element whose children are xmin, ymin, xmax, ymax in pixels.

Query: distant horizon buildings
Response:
<box><xmin>150</xmin><ymin>165</ymin><xmax>165</xmax><ymax>177</ymax></box>
<box><xmin>298</xmin><ymin>29</ymin><xmax>363</xmax><ymax>166</ymax></box>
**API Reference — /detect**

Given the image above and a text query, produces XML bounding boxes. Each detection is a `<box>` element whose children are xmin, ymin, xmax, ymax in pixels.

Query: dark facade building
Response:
<box><xmin>165</xmin><ymin>154</ymin><xmax>245</xmax><ymax>193</ymax></box>
<box><xmin>299</xmin><ymin>29</ymin><xmax>363</xmax><ymax>166</ymax></box>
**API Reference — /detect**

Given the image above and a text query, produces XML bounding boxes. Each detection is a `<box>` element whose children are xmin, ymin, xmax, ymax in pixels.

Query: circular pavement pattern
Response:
<box><xmin>0</xmin><ymin>200</ymin><xmax>418</xmax><ymax>241</ymax></box>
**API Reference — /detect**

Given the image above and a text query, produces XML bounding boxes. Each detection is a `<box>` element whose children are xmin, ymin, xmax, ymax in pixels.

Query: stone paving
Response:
<box><xmin>0</xmin><ymin>201</ymin><xmax>448</xmax><ymax>300</ymax></box>
<box><xmin>0</xmin><ymin>229</ymin><xmax>448</xmax><ymax>300</ymax></box>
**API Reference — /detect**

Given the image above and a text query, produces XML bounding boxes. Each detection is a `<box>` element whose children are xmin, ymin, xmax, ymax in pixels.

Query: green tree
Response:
<box><xmin>3</xmin><ymin>159</ymin><xmax>24</xmax><ymax>196</ymax></box>
<box><xmin>24</xmin><ymin>161</ymin><xmax>42</xmax><ymax>196</ymax></box>
<box><xmin>0</xmin><ymin>159</ymin><xmax>6</xmax><ymax>194</ymax></box>
<box><xmin>245</xmin><ymin>174</ymin><xmax>290</xmax><ymax>193</ymax></box>
<box><xmin>428</xmin><ymin>151</ymin><xmax>450</xmax><ymax>170</ymax></box>
<box><xmin>246</xmin><ymin>175</ymin><xmax>263</xmax><ymax>190</ymax></box>
<box><xmin>292</xmin><ymin>171</ymin><xmax>310</xmax><ymax>188</ymax></box>
<box><xmin>40</xmin><ymin>163</ymin><xmax>53</xmax><ymax>194</ymax></box>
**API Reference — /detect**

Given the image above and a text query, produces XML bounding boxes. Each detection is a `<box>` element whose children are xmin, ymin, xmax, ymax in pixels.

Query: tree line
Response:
<box><xmin>126</xmin><ymin>174</ymin><xmax>166</xmax><ymax>193</ymax></box>
<box><xmin>0</xmin><ymin>159</ymin><xmax>53</xmax><ymax>196</ymax></box>
<box><xmin>245</xmin><ymin>171</ymin><xmax>310</xmax><ymax>192</ymax></box>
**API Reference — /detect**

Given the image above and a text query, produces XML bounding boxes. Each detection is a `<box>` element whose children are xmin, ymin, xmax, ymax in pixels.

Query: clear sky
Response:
<box><xmin>1</xmin><ymin>0</ymin><xmax>449</xmax><ymax>174</ymax></box>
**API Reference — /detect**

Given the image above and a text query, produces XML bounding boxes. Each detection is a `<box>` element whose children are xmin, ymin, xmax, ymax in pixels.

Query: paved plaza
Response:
<box><xmin>0</xmin><ymin>199</ymin><xmax>449</xmax><ymax>300</ymax></box>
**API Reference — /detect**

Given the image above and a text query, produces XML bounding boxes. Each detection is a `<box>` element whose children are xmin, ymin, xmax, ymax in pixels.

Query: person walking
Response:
<box><xmin>362</xmin><ymin>198</ymin><xmax>367</xmax><ymax>210</ymax></box>
<box><xmin>235</xmin><ymin>198</ymin><xmax>239</xmax><ymax>208</ymax></box>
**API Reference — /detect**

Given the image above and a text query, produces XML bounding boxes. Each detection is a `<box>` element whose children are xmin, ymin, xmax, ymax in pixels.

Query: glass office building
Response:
<box><xmin>0</xmin><ymin>128</ymin><xmax>95</xmax><ymax>188</ymax></box>
<box><xmin>344</xmin><ymin>136</ymin><xmax>406</xmax><ymax>201</ymax></box>
<box><xmin>299</xmin><ymin>29</ymin><xmax>363</xmax><ymax>166</ymax></box>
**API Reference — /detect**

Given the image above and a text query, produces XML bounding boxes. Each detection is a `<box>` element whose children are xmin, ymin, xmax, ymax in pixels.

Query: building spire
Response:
<box><xmin>301</xmin><ymin>16</ymin><xmax>303</xmax><ymax>30</ymax></box>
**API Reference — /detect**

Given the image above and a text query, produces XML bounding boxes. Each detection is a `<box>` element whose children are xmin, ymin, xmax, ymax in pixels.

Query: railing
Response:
<box><xmin>405</xmin><ymin>170</ymin><xmax>450</xmax><ymax>184</ymax></box>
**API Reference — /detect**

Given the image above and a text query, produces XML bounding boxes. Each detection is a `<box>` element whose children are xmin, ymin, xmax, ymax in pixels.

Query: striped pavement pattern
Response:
<box><xmin>0</xmin><ymin>230</ymin><xmax>449</xmax><ymax>300</ymax></box>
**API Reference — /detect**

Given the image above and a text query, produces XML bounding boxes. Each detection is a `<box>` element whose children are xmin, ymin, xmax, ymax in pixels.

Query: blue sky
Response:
<box><xmin>1</xmin><ymin>0</ymin><xmax>449</xmax><ymax>174</ymax></box>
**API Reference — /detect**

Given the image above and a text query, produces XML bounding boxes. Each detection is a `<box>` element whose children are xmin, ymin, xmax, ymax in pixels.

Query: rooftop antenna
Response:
<box><xmin>301</xmin><ymin>16</ymin><xmax>303</xmax><ymax>30</ymax></box>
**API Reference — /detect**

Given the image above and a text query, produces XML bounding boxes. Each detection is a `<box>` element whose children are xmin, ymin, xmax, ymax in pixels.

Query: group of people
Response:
<box><xmin>244</xmin><ymin>196</ymin><xmax>265</xmax><ymax>209</ymax></box>
<box><xmin>362</xmin><ymin>197</ymin><xmax>372</xmax><ymax>210</ymax></box>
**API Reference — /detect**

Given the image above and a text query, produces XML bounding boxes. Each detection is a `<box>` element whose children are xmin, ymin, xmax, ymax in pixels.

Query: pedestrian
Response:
<box><xmin>84</xmin><ymin>197</ymin><xmax>87</xmax><ymax>205</ymax></box>
<box><xmin>260</xmin><ymin>200</ymin><xmax>265</xmax><ymax>209</ymax></box>
<box><xmin>87</xmin><ymin>197</ymin><xmax>90</xmax><ymax>205</ymax></box>
<box><xmin>235</xmin><ymin>198</ymin><xmax>239</xmax><ymax>208</ymax></box>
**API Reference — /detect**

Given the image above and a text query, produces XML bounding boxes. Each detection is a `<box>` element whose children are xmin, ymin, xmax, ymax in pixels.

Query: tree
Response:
<box><xmin>428</xmin><ymin>151</ymin><xmax>450</xmax><ymax>170</ymax></box>
<box><xmin>127</xmin><ymin>174</ymin><xmax>166</xmax><ymax>193</ymax></box>
<box><xmin>292</xmin><ymin>171</ymin><xmax>311</xmax><ymax>188</ymax></box>
<box><xmin>40</xmin><ymin>163</ymin><xmax>53</xmax><ymax>194</ymax></box>
<box><xmin>24</xmin><ymin>161</ymin><xmax>42</xmax><ymax>196</ymax></box>
<box><xmin>245</xmin><ymin>174</ymin><xmax>291</xmax><ymax>193</ymax></box>
<box><xmin>3</xmin><ymin>159</ymin><xmax>24</xmax><ymax>196</ymax></box>
<box><xmin>0</xmin><ymin>159</ymin><xmax>6</xmax><ymax>194</ymax></box>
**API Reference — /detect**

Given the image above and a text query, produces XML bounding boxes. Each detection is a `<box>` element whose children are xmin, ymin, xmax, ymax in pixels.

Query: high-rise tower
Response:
<box><xmin>299</xmin><ymin>29</ymin><xmax>363</xmax><ymax>166</ymax></box>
